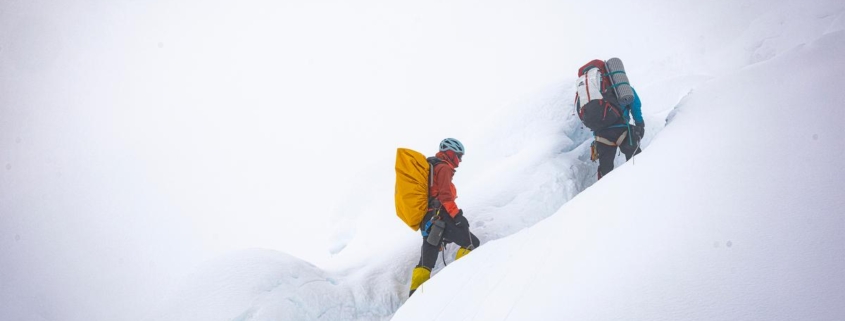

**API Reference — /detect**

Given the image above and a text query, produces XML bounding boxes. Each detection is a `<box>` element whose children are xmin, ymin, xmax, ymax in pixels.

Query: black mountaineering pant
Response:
<box><xmin>595</xmin><ymin>125</ymin><xmax>641</xmax><ymax>179</ymax></box>
<box><xmin>417</xmin><ymin>209</ymin><xmax>480</xmax><ymax>270</ymax></box>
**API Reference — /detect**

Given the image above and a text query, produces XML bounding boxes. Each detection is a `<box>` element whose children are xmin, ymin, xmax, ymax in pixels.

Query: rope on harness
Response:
<box><xmin>440</xmin><ymin>242</ymin><xmax>448</xmax><ymax>267</ymax></box>
<box><xmin>633</xmin><ymin>130</ymin><xmax>642</xmax><ymax>165</ymax></box>
<box><xmin>467</xmin><ymin>229</ymin><xmax>475</xmax><ymax>251</ymax></box>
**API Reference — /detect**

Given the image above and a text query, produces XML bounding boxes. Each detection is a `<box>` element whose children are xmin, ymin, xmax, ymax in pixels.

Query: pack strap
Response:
<box><xmin>595</xmin><ymin>131</ymin><xmax>628</xmax><ymax>147</ymax></box>
<box><xmin>429</xmin><ymin>163</ymin><xmax>434</xmax><ymax>193</ymax></box>
<box><xmin>609</xmin><ymin>82</ymin><xmax>629</xmax><ymax>89</ymax></box>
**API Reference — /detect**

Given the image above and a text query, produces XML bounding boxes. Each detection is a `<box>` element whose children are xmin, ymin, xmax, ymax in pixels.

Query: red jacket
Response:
<box><xmin>431</xmin><ymin>151</ymin><xmax>460</xmax><ymax>217</ymax></box>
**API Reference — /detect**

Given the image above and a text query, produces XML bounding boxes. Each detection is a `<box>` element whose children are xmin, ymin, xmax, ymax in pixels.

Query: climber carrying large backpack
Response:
<box><xmin>574</xmin><ymin>58</ymin><xmax>644</xmax><ymax>179</ymax></box>
<box><xmin>394</xmin><ymin>138</ymin><xmax>480</xmax><ymax>297</ymax></box>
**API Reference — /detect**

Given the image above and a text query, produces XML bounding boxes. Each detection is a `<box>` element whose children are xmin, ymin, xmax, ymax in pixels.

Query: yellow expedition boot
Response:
<box><xmin>455</xmin><ymin>247</ymin><xmax>472</xmax><ymax>260</ymax></box>
<box><xmin>408</xmin><ymin>266</ymin><xmax>431</xmax><ymax>297</ymax></box>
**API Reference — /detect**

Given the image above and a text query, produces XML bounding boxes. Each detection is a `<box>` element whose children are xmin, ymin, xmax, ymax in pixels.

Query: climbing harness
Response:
<box><xmin>595</xmin><ymin>131</ymin><xmax>628</xmax><ymax>147</ymax></box>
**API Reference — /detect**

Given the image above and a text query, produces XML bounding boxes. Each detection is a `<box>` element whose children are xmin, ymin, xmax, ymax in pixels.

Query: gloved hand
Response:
<box><xmin>454</xmin><ymin>209</ymin><xmax>466</xmax><ymax>227</ymax></box>
<box><xmin>634</xmin><ymin>122</ymin><xmax>645</xmax><ymax>139</ymax></box>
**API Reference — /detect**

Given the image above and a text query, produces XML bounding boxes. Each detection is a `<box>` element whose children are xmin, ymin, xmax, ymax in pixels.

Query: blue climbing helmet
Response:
<box><xmin>439</xmin><ymin>138</ymin><xmax>465</xmax><ymax>154</ymax></box>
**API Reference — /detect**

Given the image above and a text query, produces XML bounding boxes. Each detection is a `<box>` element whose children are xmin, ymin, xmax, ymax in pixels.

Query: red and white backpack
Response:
<box><xmin>574</xmin><ymin>59</ymin><xmax>622</xmax><ymax>131</ymax></box>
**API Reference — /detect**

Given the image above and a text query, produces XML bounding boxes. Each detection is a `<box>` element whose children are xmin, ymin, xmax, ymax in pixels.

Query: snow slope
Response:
<box><xmin>4</xmin><ymin>0</ymin><xmax>844</xmax><ymax>320</ymax></box>
<box><xmin>142</xmin><ymin>0</ymin><xmax>845</xmax><ymax>321</ymax></box>
<box><xmin>394</xmin><ymin>21</ymin><xmax>845</xmax><ymax>321</ymax></box>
